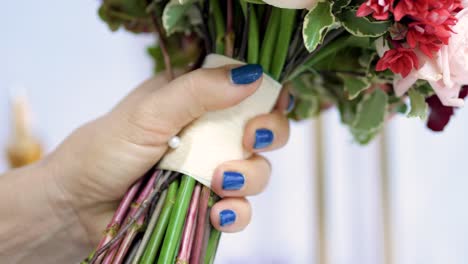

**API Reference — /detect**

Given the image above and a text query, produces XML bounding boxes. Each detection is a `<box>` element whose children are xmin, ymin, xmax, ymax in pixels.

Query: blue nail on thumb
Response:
<box><xmin>230</xmin><ymin>64</ymin><xmax>263</xmax><ymax>85</ymax></box>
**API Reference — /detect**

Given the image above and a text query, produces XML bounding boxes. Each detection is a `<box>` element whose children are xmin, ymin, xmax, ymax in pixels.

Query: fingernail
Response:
<box><xmin>254</xmin><ymin>128</ymin><xmax>274</xmax><ymax>149</ymax></box>
<box><xmin>220</xmin><ymin>209</ymin><xmax>236</xmax><ymax>227</ymax></box>
<box><xmin>222</xmin><ymin>171</ymin><xmax>245</xmax><ymax>191</ymax></box>
<box><xmin>286</xmin><ymin>93</ymin><xmax>295</xmax><ymax>114</ymax></box>
<box><xmin>230</xmin><ymin>64</ymin><xmax>263</xmax><ymax>85</ymax></box>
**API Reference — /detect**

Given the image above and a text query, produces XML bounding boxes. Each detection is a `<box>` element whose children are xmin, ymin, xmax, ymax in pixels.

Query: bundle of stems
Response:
<box><xmin>83</xmin><ymin>169</ymin><xmax>220</xmax><ymax>264</ymax></box>
<box><xmin>86</xmin><ymin>1</ymin><xmax>345</xmax><ymax>263</ymax></box>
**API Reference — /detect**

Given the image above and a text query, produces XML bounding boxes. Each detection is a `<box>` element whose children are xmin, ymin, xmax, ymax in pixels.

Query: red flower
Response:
<box><xmin>426</xmin><ymin>86</ymin><xmax>468</xmax><ymax>132</ymax></box>
<box><xmin>393</xmin><ymin>0</ymin><xmax>460</xmax><ymax>22</ymax></box>
<box><xmin>406</xmin><ymin>23</ymin><xmax>445</xmax><ymax>57</ymax></box>
<box><xmin>393</xmin><ymin>0</ymin><xmax>428</xmax><ymax>21</ymax></box>
<box><xmin>376</xmin><ymin>48</ymin><xmax>419</xmax><ymax>77</ymax></box>
<box><xmin>356</xmin><ymin>0</ymin><xmax>394</xmax><ymax>20</ymax></box>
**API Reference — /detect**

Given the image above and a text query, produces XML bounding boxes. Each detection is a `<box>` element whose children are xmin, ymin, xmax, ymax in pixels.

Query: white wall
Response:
<box><xmin>2</xmin><ymin>1</ymin><xmax>468</xmax><ymax>264</ymax></box>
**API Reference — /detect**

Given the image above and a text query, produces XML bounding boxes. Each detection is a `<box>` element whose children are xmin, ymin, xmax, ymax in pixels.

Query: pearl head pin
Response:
<box><xmin>168</xmin><ymin>136</ymin><xmax>181</xmax><ymax>149</ymax></box>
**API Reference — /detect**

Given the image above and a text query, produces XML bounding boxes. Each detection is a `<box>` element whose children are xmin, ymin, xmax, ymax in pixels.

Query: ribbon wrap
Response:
<box><xmin>158</xmin><ymin>54</ymin><xmax>282</xmax><ymax>187</ymax></box>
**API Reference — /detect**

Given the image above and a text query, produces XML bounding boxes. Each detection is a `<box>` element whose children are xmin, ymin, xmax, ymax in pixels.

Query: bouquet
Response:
<box><xmin>84</xmin><ymin>0</ymin><xmax>468</xmax><ymax>263</ymax></box>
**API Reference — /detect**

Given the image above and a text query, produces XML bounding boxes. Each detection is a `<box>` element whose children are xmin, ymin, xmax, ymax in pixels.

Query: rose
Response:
<box><xmin>263</xmin><ymin>0</ymin><xmax>318</xmax><ymax>9</ymax></box>
<box><xmin>394</xmin><ymin>7</ymin><xmax>468</xmax><ymax>107</ymax></box>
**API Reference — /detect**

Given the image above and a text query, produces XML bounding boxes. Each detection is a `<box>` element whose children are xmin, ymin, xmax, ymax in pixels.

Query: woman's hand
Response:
<box><xmin>0</xmin><ymin>64</ymin><xmax>291</xmax><ymax>263</ymax></box>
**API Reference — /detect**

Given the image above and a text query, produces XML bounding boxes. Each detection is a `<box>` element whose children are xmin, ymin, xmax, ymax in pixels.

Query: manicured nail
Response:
<box><xmin>219</xmin><ymin>209</ymin><xmax>236</xmax><ymax>227</ymax></box>
<box><xmin>222</xmin><ymin>171</ymin><xmax>245</xmax><ymax>191</ymax></box>
<box><xmin>286</xmin><ymin>93</ymin><xmax>295</xmax><ymax>114</ymax></box>
<box><xmin>230</xmin><ymin>64</ymin><xmax>263</xmax><ymax>85</ymax></box>
<box><xmin>254</xmin><ymin>128</ymin><xmax>274</xmax><ymax>149</ymax></box>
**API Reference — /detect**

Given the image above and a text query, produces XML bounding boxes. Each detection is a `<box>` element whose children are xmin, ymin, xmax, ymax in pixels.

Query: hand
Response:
<box><xmin>47</xmin><ymin>65</ymin><xmax>291</xmax><ymax>243</ymax></box>
<box><xmin>0</xmin><ymin>65</ymin><xmax>292</xmax><ymax>262</ymax></box>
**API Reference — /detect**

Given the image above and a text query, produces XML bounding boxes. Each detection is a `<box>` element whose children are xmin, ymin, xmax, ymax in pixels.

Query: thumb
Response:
<box><xmin>121</xmin><ymin>64</ymin><xmax>264</xmax><ymax>143</ymax></box>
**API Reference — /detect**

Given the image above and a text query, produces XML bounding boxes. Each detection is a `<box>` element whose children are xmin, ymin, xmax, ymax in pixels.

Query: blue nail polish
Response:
<box><xmin>254</xmin><ymin>129</ymin><xmax>274</xmax><ymax>149</ymax></box>
<box><xmin>223</xmin><ymin>171</ymin><xmax>245</xmax><ymax>190</ymax></box>
<box><xmin>286</xmin><ymin>93</ymin><xmax>295</xmax><ymax>113</ymax></box>
<box><xmin>230</xmin><ymin>64</ymin><xmax>263</xmax><ymax>85</ymax></box>
<box><xmin>220</xmin><ymin>210</ymin><xmax>236</xmax><ymax>227</ymax></box>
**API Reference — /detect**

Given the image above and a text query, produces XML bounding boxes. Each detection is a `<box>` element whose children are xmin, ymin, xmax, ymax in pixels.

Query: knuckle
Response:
<box><xmin>182</xmin><ymin>70</ymin><xmax>207</xmax><ymax>119</ymax></box>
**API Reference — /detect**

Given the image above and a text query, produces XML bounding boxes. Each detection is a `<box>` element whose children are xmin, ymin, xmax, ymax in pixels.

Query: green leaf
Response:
<box><xmin>162</xmin><ymin>0</ymin><xmax>194</xmax><ymax>34</ymax></box>
<box><xmin>338</xmin><ymin>8</ymin><xmax>391</xmax><ymax>37</ymax></box>
<box><xmin>332</xmin><ymin>0</ymin><xmax>352</xmax><ymax>13</ymax></box>
<box><xmin>302</xmin><ymin>1</ymin><xmax>336</xmax><ymax>52</ymax></box>
<box><xmin>351</xmin><ymin>89</ymin><xmax>388</xmax><ymax>144</ymax></box>
<box><xmin>408</xmin><ymin>88</ymin><xmax>428</xmax><ymax>119</ymax></box>
<box><xmin>338</xmin><ymin>74</ymin><xmax>372</xmax><ymax>100</ymax></box>
<box><xmin>294</xmin><ymin>98</ymin><xmax>321</xmax><ymax>119</ymax></box>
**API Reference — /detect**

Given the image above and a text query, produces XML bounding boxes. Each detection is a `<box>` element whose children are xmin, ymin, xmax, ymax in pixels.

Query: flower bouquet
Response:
<box><xmin>84</xmin><ymin>0</ymin><xmax>468</xmax><ymax>263</ymax></box>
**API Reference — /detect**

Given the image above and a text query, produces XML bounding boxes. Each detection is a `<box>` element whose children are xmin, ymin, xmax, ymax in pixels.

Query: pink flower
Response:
<box><xmin>394</xmin><ymin>8</ymin><xmax>468</xmax><ymax>107</ymax></box>
<box><xmin>357</xmin><ymin>0</ymin><xmax>394</xmax><ymax>20</ymax></box>
<box><xmin>376</xmin><ymin>48</ymin><xmax>419</xmax><ymax>77</ymax></box>
<box><xmin>262</xmin><ymin>0</ymin><xmax>318</xmax><ymax>9</ymax></box>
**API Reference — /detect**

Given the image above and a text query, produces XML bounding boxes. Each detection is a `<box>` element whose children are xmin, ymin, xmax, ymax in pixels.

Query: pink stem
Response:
<box><xmin>96</xmin><ymin>179</ymin><xmax>144</xmax><ymax>250</ymax></box>
<box><xmin>177</xmin><ymin>184</ymin><xmax>201</xmax><ymax>263</ymax></box>
<box><xmin>108</xmin><ymin>214</ymin><xmax>146</xmax><ymax>264</ymax></box>
<box><xmin>189</xmin><ymin>186</ymin><xmax>211</xmax><ymax>264</ymax></box>
<box><xmin>101</xmin><ymin>171</ymin><xmax>160</xmax><ymax>264</ymax></box>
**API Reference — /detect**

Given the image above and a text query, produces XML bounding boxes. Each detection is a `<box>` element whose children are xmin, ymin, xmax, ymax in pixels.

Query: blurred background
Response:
<box><xmin>2</xmin><ymin>1</ymin><xmax>468</xmax><ymax>264</ymax></box>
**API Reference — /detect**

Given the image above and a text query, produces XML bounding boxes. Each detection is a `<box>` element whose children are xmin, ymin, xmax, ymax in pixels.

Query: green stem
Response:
<box><xmin>287</xmin><ymin>33</ymin><xmax>351</xmax><ymax>82</ymax></box>
<box><xmin>204</xmin><ymin>228</ymin><xmax>221</xmax><ymax>264</ymax></box>
<box><xmin>247</xmin><ymin>5</ymin><xmax>259</xmax><ymax>64</ymax></box>
<box><xmin>139</xmin><ymin>181</ymin><xmax>179</xmax><ymax>264</ymax></box>
<box><xmin>157</xmin><ymin>176</ymin><xmax>196</xmax><ymax>264</ymax></box>
<box><xmin>270</xmin><ymin>9</ymin><xmax>297</xmax><ymax>81</ymax></box>
<box><xmin>259</xmin><ymin>7</ymin><xmax>280</xmax><ymax>73</ymax></box>
<box><xmin>210</xmin><ymin>0</ymin><xmax>225</xmax><ymax>54</ymax></box>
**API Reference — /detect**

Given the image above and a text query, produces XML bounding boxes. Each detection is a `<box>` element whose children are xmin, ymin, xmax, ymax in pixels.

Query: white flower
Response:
<box><xmin>394</xmin><ymin>8</ymin><xmax>468</xmax><ymax>107</ymax></box>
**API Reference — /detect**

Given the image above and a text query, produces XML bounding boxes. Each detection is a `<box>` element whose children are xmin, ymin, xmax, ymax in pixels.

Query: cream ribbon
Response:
<box><xmin>158</xmin><ymin>54</ymin><xmax>282</xmax><ymax>187</ymax></box>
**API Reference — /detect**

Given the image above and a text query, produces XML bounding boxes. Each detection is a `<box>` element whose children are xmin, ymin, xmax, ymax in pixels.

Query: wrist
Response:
<box><xmin>0</xmin><ymin>161</ymin><xmax>91</xmax><ymax>263</ymax></box>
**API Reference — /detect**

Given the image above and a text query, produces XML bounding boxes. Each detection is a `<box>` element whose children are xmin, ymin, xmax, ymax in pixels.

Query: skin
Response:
<box><xmin>0</xmin><ymin>65</ymin><xmax>291</xmax><ymax>263</ymax></box>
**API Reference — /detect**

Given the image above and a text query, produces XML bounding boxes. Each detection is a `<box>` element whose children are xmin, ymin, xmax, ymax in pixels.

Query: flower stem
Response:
<box><xmin>103</xmin><ymin>172</ymin><xmax>159</xmax><ymax>264</ymax></box>
<box><xmin>110</xmin><ymin>214</ymin><xmax>146</xmax><ymax>264</ymax></box>
<box><xmin>133</xmin><ymin>173</ymin><xmax>174</xmax><ymax>264</ymax></box>
<box><xmin>225</xmin><ymin>0</ymin><xmax>235</xmax><ymax>57</ymax></box>
<box><xmin>157</xmin><ymin>175</ymin><xmax>196</xmax><ymax>264</ymax></box>
<box><xmin>210</xmin><ymin>0</ymin><xmax>225</xmax><ymax>54</ymax></box>
<box><xmin>189</xmin><ymin>186</ymin><xmax>211</xmax><ymax>263</ymax></box>
<box><xmin>123</xmin><ymin>238</ymin><xmax>142</xmax><ymax>264</ymax></box>
<box><xmin>176</xmin><ymin>184</ymin><xmax>202</xmax><ymax>263</ymax></box>
<box><xmin>89</xmin><ymin>172</ymin><xmax>179</xmax><ymax>264</ymax></box>
<box><xmin>271</xmin><ymin>9</ymin><xmax>297</xmax><ymax>81</ymax></box>
<box><xmin>204</xmin><ymin>228</ymin><xmax>221</xmax><ymax>264</ymax></box>
<box><xmin>247</xmin><ymin>4</ymin><xmax>259</xmax><ymax>64</ymax></box>
<box><xmin>259</xmin><ymin>7</ymin><xmax>280</xmax><ymax>73</ymax></box>
<box><xmin>150</xmin><ymin>13</ymin><xmax>174</xmax><ymax>80</ymax></box>
<box><xmin>286</xmin><ymin>29</ymin><xmax>346</xmax><ymax>82</ymax></box>
<box><xmin>95</xmin><ymin>178</ymin><xmax>144</xmax><ymax>255</ymax></box>
<box><xmin>131</xmin><ymin>175</ymin><xmax>171</xmax><ymax>264</ymax></box>
<box><xmin>139</xmin><ymin>180</ymin><xmax>179</xmax><ymax>264</ymax></box>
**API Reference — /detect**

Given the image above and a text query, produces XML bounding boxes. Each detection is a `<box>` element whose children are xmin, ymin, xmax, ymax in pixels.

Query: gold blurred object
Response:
<box><xmin>6</xmin><ymin>92</ymin><xmax>43</xmax><ymax>168</ymax></box>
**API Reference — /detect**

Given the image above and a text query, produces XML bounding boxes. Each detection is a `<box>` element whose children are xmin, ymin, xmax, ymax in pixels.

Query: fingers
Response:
<box><xmin>134</xmin><ymin>64</ymin><xmax>264</xmax><ymax>135</ymax></box>
<box><xmin>210</xmin><ymin>198</ymin><xmax>252</xmax><ymax>232</ymax></box>
<box><xmin>243</xmin><ymin>111</ymin><xmax>290</xmax><ymax>152</ymax></box>
<box><xmin>211</xmin><ymin>154</ymin><xmax>271</xmax><ymax>197</ymax></box>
